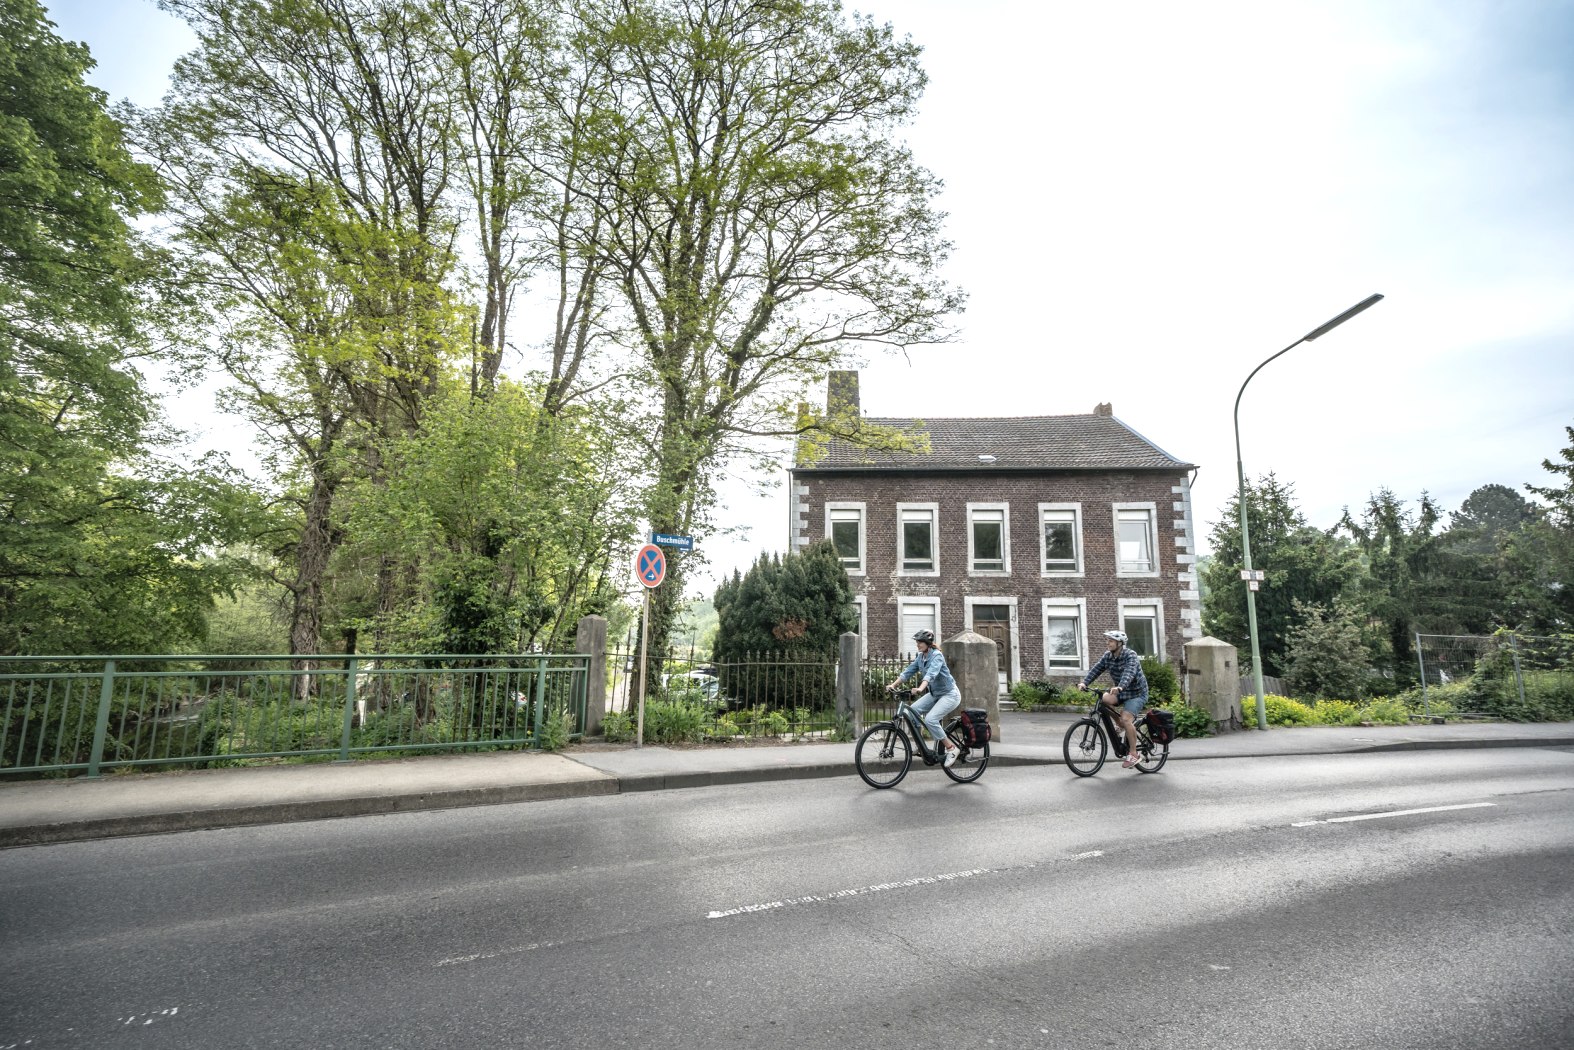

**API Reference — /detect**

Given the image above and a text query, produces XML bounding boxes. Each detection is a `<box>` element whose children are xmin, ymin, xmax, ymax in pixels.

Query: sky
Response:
<box><xmin>46</xmin><ymin>0</ymin><xmax>1574</xmax><ymax>598</ymax></box>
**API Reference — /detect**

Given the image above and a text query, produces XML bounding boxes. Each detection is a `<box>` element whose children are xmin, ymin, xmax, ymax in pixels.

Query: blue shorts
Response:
<box><xmin>1101</xmin><ymin>691</ymin><xmax>1147</xmax><ymax>716</ymax></box>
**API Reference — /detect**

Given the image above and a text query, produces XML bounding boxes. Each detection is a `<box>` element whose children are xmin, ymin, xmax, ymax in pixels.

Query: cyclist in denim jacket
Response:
<box><xmin>1081</xmin><ymin>630</ymin><xmax>1150</xmax><ymax>768</ymax></box>
<box><xmin>886</xmin><ymin>630</ymin><xmax>962</xmax><ymax>768</ymax></box>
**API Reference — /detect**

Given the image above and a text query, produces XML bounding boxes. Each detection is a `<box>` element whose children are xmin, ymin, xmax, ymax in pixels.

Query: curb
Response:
<box><xmin>0</xmin><ymin>779</ymin><xmax>619</xmax><ymax>849</ymax></box>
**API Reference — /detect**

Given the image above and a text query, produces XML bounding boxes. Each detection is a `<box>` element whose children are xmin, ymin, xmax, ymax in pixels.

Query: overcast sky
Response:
<box><xmin>48</xmin><ymin>0</ymin><xmax>1574</xmax><ymax>597</ymax></box>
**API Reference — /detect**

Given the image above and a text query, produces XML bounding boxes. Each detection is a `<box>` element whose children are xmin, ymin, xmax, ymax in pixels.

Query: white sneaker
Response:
<box><xmin>943</xmin><ymin>747</ymin><xmax>958</xmax><ymax>768</ymax></box>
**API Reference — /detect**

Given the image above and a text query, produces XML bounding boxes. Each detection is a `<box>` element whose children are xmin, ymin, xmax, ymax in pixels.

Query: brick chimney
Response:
<box><xmin>827</xmin><ymin>370</ymin><xmax>860</xmax><ymax>418</ymax></box>
<box><xmin>1094</xmin><ymin>402</ymin><xmax>1113</xmax><ymax>416</ymax></box>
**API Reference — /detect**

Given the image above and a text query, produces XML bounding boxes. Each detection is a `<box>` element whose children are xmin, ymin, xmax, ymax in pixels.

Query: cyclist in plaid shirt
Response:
<box><xmin>1081</xmin><ymin>630</ymin><xmax>1150</xmax><ymax>769</ymax></box>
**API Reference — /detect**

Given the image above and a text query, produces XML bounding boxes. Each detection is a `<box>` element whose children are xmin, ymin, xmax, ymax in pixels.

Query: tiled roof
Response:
<box><xmin>795</xmin><ymin>414</ymin><xmax>1194</xmax><ymax>472</ymax></box>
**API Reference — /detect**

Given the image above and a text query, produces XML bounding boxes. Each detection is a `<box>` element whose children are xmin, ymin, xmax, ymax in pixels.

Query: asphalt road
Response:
<box><xmin>3</xmin><ymin>748</ymin><xmax>1572</xmax><ymax>1049</ymax></box>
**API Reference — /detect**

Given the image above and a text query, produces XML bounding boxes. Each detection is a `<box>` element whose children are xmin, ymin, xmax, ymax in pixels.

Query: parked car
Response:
<box><xmin>661</xmin><ymin>669</ymin><xmax>722</xmax><ymax>705</ymax></box>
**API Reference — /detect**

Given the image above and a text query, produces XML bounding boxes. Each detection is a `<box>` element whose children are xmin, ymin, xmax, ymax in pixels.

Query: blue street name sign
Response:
<box><xmin>651</xmin><ymin>533</ymin><xmax>694</xmax><ymax>551</ymax></box>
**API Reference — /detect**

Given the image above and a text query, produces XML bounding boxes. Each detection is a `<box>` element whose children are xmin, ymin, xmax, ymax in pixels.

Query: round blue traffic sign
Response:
<box><xmin>634</xmin><ymin>543</ymin><xmax>666</xmax><ymax>588</ymax></box>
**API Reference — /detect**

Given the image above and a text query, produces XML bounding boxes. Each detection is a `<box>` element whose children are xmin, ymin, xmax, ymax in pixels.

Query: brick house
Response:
<box><xmin>789</xmin><ymin>371</ymin><xmax>1200</xmax><ymax>688</ymax></box>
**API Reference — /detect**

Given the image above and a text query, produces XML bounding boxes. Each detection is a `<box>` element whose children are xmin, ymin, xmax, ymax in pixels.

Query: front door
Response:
<box><xmin>972</xmin><ymin>605</ymin><xmax>1012</xmax><ymax>692</ymax></box>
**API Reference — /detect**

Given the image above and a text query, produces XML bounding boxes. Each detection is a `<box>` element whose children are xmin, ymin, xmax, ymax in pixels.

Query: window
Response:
<box><xmin>1042</xmin><ymin>599</ymin><xmax>1086</xmax><ymax>670</ymax></box>
<box><xmin>826</xmin><ymin>503</ymin><xmax>865</xmax><ymax>575</ymax></box>
<box><xmin>1039</xmin><ymin>503</ymin><xmax>1082</xmax><ymax>574</ymax></box>
<box><xmin>851</xmin><ymin>595</ymin><xmax>868</xmax><ymax>657</ymax></box>
<box><xmin>900</xmin><ymin>598</ymin><xmax>940</xmax><ymax>654</ymax></box>
<box><xmin>898</xmin><ymin>504</ymin><xmax>938</xmax><ymax>575</ymax></box>
<box><xmin>1115</xmin><ymin>505</ymin><xmax>1157</xmax><ymax>575</ymax></box>
<box><xmin>968</xmin><ymin>503</ymin><xmax>1009</xmax><ymax>574</ymax></box>
<box><xmin>1120</xmin><ymin>603</ymin><xmax>1160</xmax><ymax>657</ymax></box>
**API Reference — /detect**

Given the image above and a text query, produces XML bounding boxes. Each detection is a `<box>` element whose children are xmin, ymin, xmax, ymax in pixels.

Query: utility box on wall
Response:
<box><xmin>1184</xmin><ymin>635</ymin><xmax>1241</xmax><ymax>732</ymax></box>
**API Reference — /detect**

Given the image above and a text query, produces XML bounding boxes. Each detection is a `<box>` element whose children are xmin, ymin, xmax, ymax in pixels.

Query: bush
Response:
<box><xmin>1010</xmin><ymin>680</ymin><xmax>1047</xmax><ymax>710</ymax></box>
<box><xmin>707</xmin><ymin>716</ymin><xmax>741</xmax><ymax>739</ymax></box>
<box><xmin>1359</xmin><ymin>698</ymin><xmax>1409</xmax><ymax>725</ymax></box>
<box><xmin>1244</xmin><ymin>693</ymin><xmax>1317</xmax><ymax>727</ymax></box>
<box><xmin>538</xmin><ymin>708</ymin><xmax>575</xmax><ymax>751</ymax></box>
<box><xmin>644</xmin><ymin>700</ymin><xmax>707</xmax><ymax>743</ymax></box>
<box><xmin>1141</xmin><ymin>658</ymin><xmax>1181</xmax><ymax>705</ymax></box>
<box><xmin>1165</xmin><ymin>703</ymin><xmax>1215</xmax><ymax>738</ymax></box>
<box><xmin>600</xmin><ymin>710</ymin><xmax>633</xmax><ymax>743</ymax></box>
<box><xmin>1310</xmin><ymin>699</ymin><xmax>1362</xmax><ymax>726</ymax></box>
<box><xmin>763</xmin><ymin>710</ymin><xmax>790</xmax><ymax>736</ymax></box>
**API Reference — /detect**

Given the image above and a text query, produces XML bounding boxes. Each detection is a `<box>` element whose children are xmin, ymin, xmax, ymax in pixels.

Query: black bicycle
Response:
<box><xmin>1062</xmin><ymin>685</ymin><xmax>1168</xmax><ymax>776</ymax></box>
<box><xmin>855</xmin><ymin>688</ymin><xmax>989</xmax><ymax>788</ymax></box>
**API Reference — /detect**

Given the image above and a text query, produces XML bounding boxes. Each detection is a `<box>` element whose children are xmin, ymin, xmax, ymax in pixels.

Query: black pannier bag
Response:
<box><xmin>1146</xmin><ymin>708</ymin><xmax>1176</xmax><ymax>745</ymax></box>
<box><xmin>957</xmin><ymin>708</ymin><xmax>992</xmax><ymax>747</ymax></box>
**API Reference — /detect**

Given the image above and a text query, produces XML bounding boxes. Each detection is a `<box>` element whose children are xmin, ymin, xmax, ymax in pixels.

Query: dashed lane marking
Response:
<box><xmin>707</xmin><ymin>867</ymin><xmax>996</xmax><ymax>919</ymax></box>
<box><xmin>1291</xmin><ymin>802</ymin><xmax>1496</xmax><ymax>827</ymax></box>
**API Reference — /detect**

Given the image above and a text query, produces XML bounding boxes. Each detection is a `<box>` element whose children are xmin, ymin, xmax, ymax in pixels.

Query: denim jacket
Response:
<box><xmin>900</xmin><ymin>648</ymin><xmax>958</xmax><ymax>697</ymax></box>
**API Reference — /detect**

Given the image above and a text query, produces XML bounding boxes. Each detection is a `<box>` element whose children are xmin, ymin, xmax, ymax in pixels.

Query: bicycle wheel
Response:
<box><xmin>1135</xmin><ymin>726</ymin><xmax>1168</xmax><ymax>773</ymax></box>
<box><xmin>856</xmin><ymin>721</ymin><xmax>912</xmax><ymax>788</ymax></box>
<box><xmin>942</xmin><ymin>722</ymin><xmax>989</xmax><ymax>783</ymax></box>
<box><xmin>1062</xmin><ymin>718</ymin><xmax>1107</xmax><ymax>777</ymax></box>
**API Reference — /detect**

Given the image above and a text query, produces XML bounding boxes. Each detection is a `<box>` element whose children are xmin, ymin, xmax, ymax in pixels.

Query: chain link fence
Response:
<box><xmin>1415</xmin><ymin>632</ymin><xmax>1574</xmax><ymax>720</ymax></box>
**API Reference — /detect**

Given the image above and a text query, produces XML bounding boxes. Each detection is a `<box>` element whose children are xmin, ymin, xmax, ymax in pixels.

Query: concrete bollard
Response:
<box><xmin>838</xmin><ymin>632</ymin><xmax>862</xmax><ymax>727</ymax></box>
<box><xmin>944</xmin><ymin>630</ymin><xmax>1002</xmax><ymax>742</ymax></box>
<box><xmin>575</xmin><ymin>614</ymin><xmax>609</xmax><ymax>734</ymax></box>
<box><xmin>1183</xmin><ymin>635</ymin><xmax>1239</xmax><ymax>733</ymax></box>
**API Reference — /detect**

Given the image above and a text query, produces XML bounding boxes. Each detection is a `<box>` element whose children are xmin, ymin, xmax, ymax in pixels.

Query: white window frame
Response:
<box><xmin>966</xmin><ymin>502</ymin><xmax>1011</xmax><ymax>576</ymax></box>
<box><xmin>851</xmin><ymin>594</ymin><xmax>868</xmax><ymax>658</ymax></box>
<box><xmin>1038</xmin><ymin>502</ymin><xmax>1084</xmax><ymax>577</ymax></box>
<box><xmin>898</xmin><ymin>596</ymin><xmax>941</xmax><ymax>656</ymax></box>
<box><xmin>1041</xmin><ymin>597</ymin><xmax>1088</xmax><ymax>673</ymax></box>
<box><xmin>896</xmin><ymin>502</ymin><xmax>940</xmax><ymax>577</ymax></box>
<box><xmin>1113</xmin><ymin>502</ymin><xmax>1160</xmax><ymax>578</ymax></box>
<box><xmin>1117</xmin><ymin>598</ymin><xmax>1166</xmax><ymax>660</ymax></box>
<box><xmin>825</xmin><ymin>501</ymin><xmax>866</xmax><ymax>576</ymax></box>
<box><xmin>965</xmin><ymin>595</ymin><xmax>1020</xmax><ymax>685</ymax></box>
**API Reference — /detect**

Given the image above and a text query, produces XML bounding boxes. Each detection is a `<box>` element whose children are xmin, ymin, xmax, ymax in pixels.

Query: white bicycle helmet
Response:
<box><xmin>1104</xmin><ymin>630</ymin><xmax>1128</xmax><ymax>644</ymax></box>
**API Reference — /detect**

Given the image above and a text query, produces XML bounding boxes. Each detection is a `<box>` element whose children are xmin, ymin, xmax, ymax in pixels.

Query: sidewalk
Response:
<box><xmin>3</xmin><ymin>713</ymin><xmax>1571</xmax><ymax>848</ymax></box>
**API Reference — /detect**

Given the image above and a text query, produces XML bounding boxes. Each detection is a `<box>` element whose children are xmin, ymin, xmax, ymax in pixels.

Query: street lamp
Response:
<box><xmin>1235</xmin><ymin>293</ymin><xmax>1384</xmax><ymax>730</ymax></box>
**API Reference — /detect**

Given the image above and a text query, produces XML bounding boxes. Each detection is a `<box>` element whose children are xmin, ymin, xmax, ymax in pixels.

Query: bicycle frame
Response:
<box><xmin>888</xmin><ymin>691</ymin><xmax>947</xmax><ymax>762</ymax></box>
<box><xmin>1082</xmin><ymin>689</ymin><xmax>1145</xmax><ymax>758</ymax></box>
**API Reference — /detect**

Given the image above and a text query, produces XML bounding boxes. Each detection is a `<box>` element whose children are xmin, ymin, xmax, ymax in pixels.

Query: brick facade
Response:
<box><xmin>790</xmin><ymin>468</ymin><xmax>1200</xmax><ymax>682</ymax></box>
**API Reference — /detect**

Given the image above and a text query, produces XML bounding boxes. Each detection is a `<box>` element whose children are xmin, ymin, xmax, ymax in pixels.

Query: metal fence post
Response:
<box><xmin>1415</xmin><ymin>632</ymin><xmax>1429</xmax><ymax>716</ymax></box>
<box><xmin>337</xmin><ymin>657</ymin><xmax>359</xmax><ymax>762</ymax></box>
<box><xmin>1509</xmin><ymin>634</ymin><xmax>1527</xmax><ymax>710</ymax></box>
<box><xmin>85</xmin><ymin>659</ymin><xmax>116</xmax><ymax>779</ymax></box>
<box><xmin>532</xmin><ymin>657</ymin><xmax>548</xmax><ymax>748</ymax></box>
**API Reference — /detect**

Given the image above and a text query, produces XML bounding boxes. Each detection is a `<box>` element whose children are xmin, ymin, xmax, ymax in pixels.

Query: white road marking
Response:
<box><xmin>1291</xmin><ymin>802</ymin><xmax>1496</xmax><ymax>827</ymax></box>
<box><xmin>436</xmin><ymin>941</ymin><xmax>558</xmax><ymax>967</ymax></box>
<box><xmin>1072</xmin><ymin>850</ymin><xmax>1105</xmax><ymax>859</ymax></box>
<box><xmin>706</xmin><ymin>867</ymin><xmax>996</xmax><ymax>919</ymax></box>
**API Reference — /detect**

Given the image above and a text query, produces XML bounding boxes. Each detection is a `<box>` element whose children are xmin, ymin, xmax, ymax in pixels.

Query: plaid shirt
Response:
<box><xmin>1082</xmin><ymin>647</ymin><xmax>1148</xmax><ymax>697</ymax></box>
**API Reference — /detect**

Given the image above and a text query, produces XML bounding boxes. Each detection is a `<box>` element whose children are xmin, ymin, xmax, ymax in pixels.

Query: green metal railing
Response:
<box><xmin>0</xmin><ymin>653</ymin><xmax>590</xmax><ymax>778</ymax></box>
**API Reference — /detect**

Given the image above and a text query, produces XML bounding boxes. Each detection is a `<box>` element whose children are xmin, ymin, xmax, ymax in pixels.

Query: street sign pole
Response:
<box><xmin>636</xmin><ymin>588</ymin><xmax>650</xmax><ymax>748</ymax></box>
<box><xmin>631</xmin><ymin>543</ymin><xmax>666</xmax><ymax>748</ymax></box>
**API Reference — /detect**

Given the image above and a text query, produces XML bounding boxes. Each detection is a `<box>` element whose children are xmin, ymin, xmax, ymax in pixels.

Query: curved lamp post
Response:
<box><xmin>1236</xmin><ymin>293</ymin><xmax>1384</xmax><ymax>730</ymax></box>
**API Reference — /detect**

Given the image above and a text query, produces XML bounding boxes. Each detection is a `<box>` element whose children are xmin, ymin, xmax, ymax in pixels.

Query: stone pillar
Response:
<box><xmin>945</xmin><ymin>630</ymin><xmax>1002</xmax><ymax>741</ymax></box>
<box><xmin>575</xmin><ymin>614</ymin><xmax>608</xmax><ymax>734</ymax></box>
<box><xmin>838</xmin><ymin>632</ymin><xmax>862</xmax><ymax>727</ymax></box>
<box><xmin>1183</xmin><ymin>635</ymin><xmax>1239</xmax><ymax>733</ymax></box>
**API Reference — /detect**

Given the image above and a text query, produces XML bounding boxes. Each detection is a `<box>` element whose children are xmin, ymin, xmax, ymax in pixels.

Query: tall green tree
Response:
<box><xmin>340</xmin><ymin>377</ymin><xmax>637</xmax><ymax>654</ymax></box>
<box><xmin>1201</xmin><ymin>474</ymin><xmax>1358</xmax><ymax>676</ymax></box>
<box><xmin>147</xmin><ymin>0</ymin><xmax>466</xmax><ymax>661</ymax></box>
<box><xmin>1505</xmin><ymin>422</ymin><xmax>1574</xmax><ymax>629</ymax></box>
<box><xmin>0</xmin><ymin>0</ymin><xmax>247</xmax><ymax>653</ymax></box>
<box><xmin>562</xmin><ymin>0</ymin><xmax>962</xmax><ymax>657</ymax></box>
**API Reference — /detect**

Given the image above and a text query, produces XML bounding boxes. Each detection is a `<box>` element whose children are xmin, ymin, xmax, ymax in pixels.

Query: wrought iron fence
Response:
<box><xmin>607</xmin><ymin>645</ymin><xmax>847</xmax><ymax>737</ymax></box>
<box><xmin>0</xmin><ymin>653</ymin><xmax>589</xmax><ymax>777</ymax></box>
